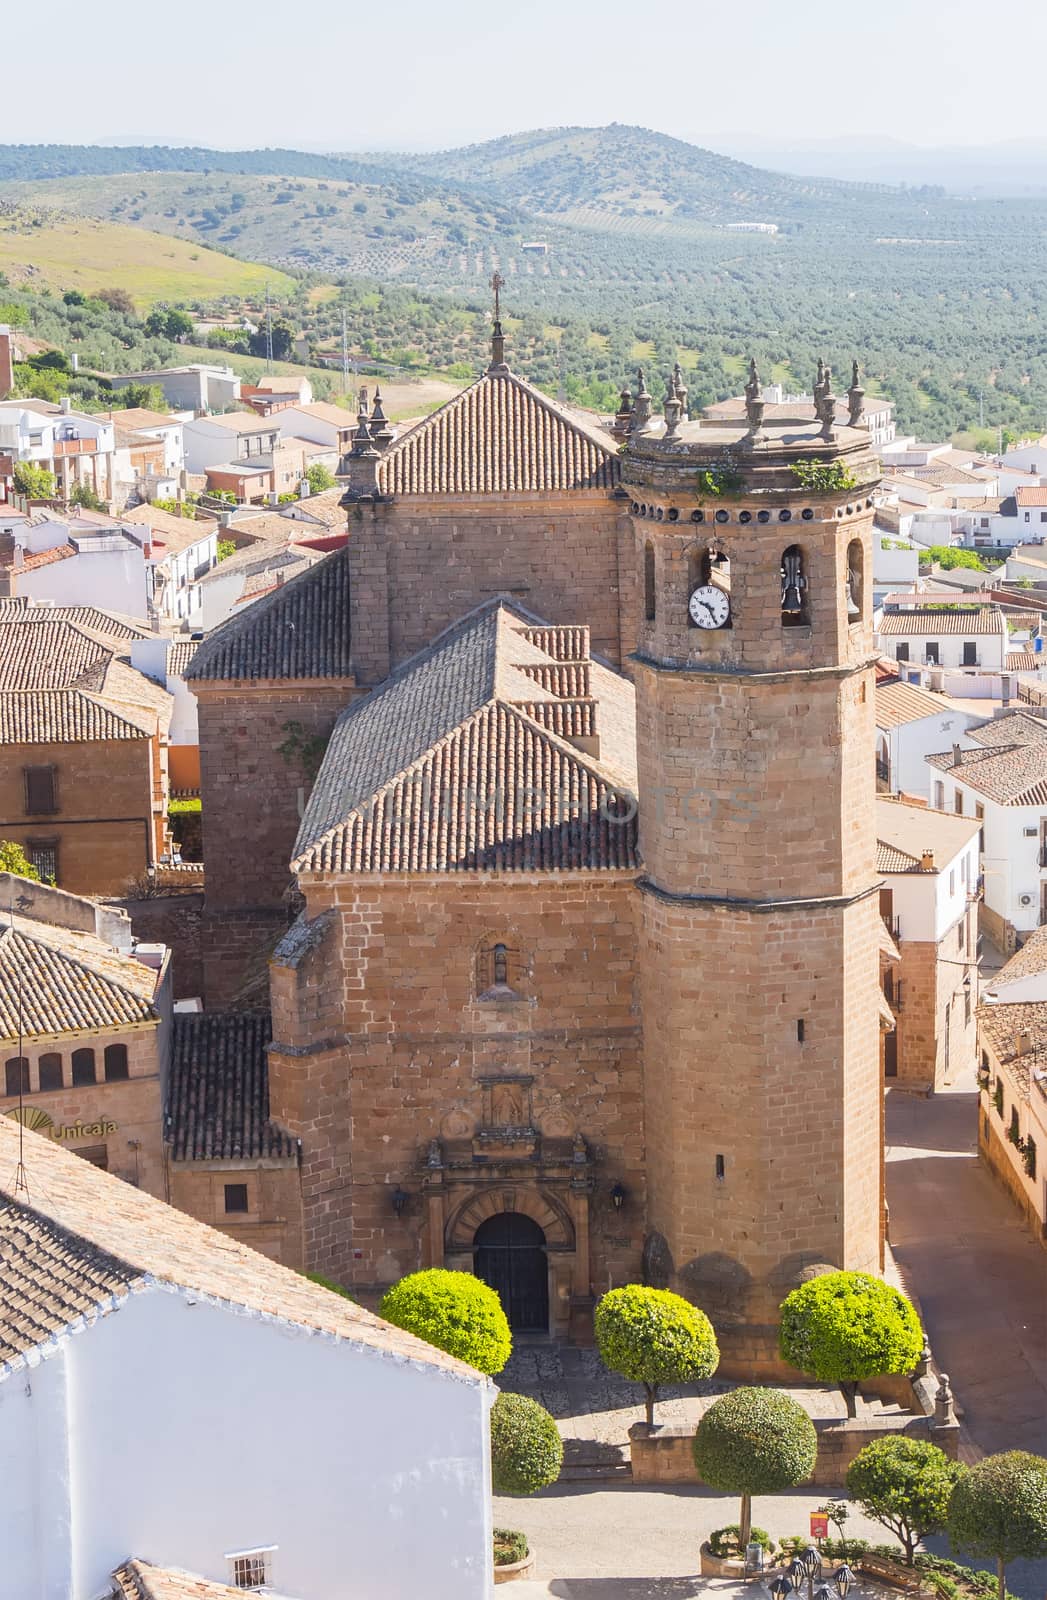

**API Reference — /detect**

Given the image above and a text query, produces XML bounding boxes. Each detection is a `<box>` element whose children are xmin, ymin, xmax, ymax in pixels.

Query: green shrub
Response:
<box><xmin>0</xmin><ymin>840</ymin><xmax>41</xmax><ymax>882</ymax></box>
<box><xmin>846</xmin><ymin>1436</ymin><xmax>964</xmax><ymax>1564</ymax></box>
<box><xmin>490</xmin><ymin>1392</ymin><xmax>563</xmax><ymax>1495</ymax></box>
<box><xmin>779</xmin><ymin>1271</ymin><xmax>923</xmax><ymax>1415</ymax></box>
<box><xmin>948</xmin><ymin>1451</ymin><xmax>1047</xmax><ymax>1600</ymax></box>
<box><xmin>709</xmin><ymin>1524</ymin><xmax>771</xmax><ymax>1557</ymax></box>
<box><xmin>493</xmin><ymin>1528</ymin><xmax>529</xmax><ymax>1566</ymax></box>
<box><xmin>594</xmin><ymin>1284</ymin><xmax>719</xmax><ymax>1424</ymax></box>
<box><xmin>693</xmin><ymin>1387</ymin><xmax>817</xmax><ymax>1547</ymax></box>
<box><xmin>790</xmin><ymin>459</ymin><xmax>858</xmax><ymax>493</ymax></box>
<box><xmin>378</xmin><ymin>1268</ymin><xmax>511</xmax><ymax>1375</ymax></box>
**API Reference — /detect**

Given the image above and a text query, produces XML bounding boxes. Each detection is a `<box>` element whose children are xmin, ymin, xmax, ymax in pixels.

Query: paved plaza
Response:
<box><xmin>492</xmin><ymin>1071</ymin><xmax>1047</xmax><ymax>1598</ymax></box>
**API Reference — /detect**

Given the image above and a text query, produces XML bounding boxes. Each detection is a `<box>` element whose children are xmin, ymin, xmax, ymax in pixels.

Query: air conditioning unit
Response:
<box><xmin>1020</xmin><ymin>894</ymin><xmax>1035</xmax><ymax>907</ymax></box>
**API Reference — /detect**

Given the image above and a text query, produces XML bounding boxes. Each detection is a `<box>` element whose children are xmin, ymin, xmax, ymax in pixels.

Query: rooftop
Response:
<box><xmin>0</xmin><ymin>597</ymin><xmax>150</xmax><ymax>643</ymax></box>
<box><xmin>293</xmin><ymin>600</ymin><xmax>638</xmax><ymax>875</ymax></box>
<box><xmin>185</xmin><ymin>548</ymin><xmax>352</xmax><ymax>683</ymax></box>
<box><xmin>373</xmin><ymin>365</ymin><xmax>621</xmax><ymax>496</ymax></box>
<box><xmin>112</xmin><ymin>1559</ymin><xmax>294</xmax><ymax>1600</ymax></box>
<box><xmin>875</xmin><ymin>678</ymin><xmax>950</xmax><ymax>729</ymax></box>
<box><xmin>166</xmin><ymin>1012</ymin><xmax>296</xmax><ymax>1163</ymax></box>
<box><xmin>0</xmin><ymin>1115</ymin><xmax>485</xmax><ymax>1381</ymax></box>
<box><xmin>190</xmin><ymin>412</ymin><xmax>276</xmax><ymax>436</ymax></box>
<box><xmin>877</xmin><ymin>607</ymin><xmax>1006</xmax><ymax>636</ymax></box>
<box><xmin>875</xmin><ymin>796</ymin><xmax>980</xmax><ymax>873</ymax></box>
<box><xmin>105</xmin><ymin>408</ymin><xmax>180</xmax><ymax>431</ymax></box>
<box><xmin>928</xmin><ymin>711</ymin><xmax>1047</xmax><ymax>805</ymax></box>
<box><xmin>1015</xmin><ymin>486</ymin><xmax>1047</xmax><ymax>507</ymax></box>
<box><xmin>0</xmin><ymin>911</ymin><xmax>160</xmax><ymax>1044</ymax></box>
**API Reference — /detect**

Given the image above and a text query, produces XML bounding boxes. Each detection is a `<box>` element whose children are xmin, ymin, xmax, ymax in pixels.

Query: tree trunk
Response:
<box><xmin>997</xmin><ymin>1554</ymin><xmax>1006</xmax><ymax>1600</ymax></box>
<box><xmin>740</xmin><ymin>1492</ymin><xmax>752</xmax><ymax>1549</ymax></box>
<box><xmin>644</xmin><ymin>1383</ymin><xmax>656</xmax><ymax>1427</ymax></box>
<box><xmin>842</xmin><ymin>1381</ymin><xmax>858</xmax><ymax>1419</ymax></box>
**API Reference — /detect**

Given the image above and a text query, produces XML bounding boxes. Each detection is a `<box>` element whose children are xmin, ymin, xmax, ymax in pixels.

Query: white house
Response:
<box><xmin>121</xmin><ymin>505</ymin><xmax>218</xmax><ymax>626</ymax></box>
<box><xmin>274</xmin><ymin>401</ymin><xmax>357</xmax><ymax>455</ymax></box>
<box><xmin>1002</xmin><ymin>433</ymin><xmax>1047</xmax><ymax>476</ymax></box>
<box><xmin>877</xmin><ymin>796</ymin><xmax>981</xmax><ymax>1091</ymax></box>
<box><xmin>875</xmin><ymin>677</ymin><xmax>981</xmax><ymax>797</ymax></box>
<box><xmin>0</xmin><ymin>399</ymin><xmax>117</xmax><ymax>502</ymax></box>
<box><xmin>183</xmin><ymin>413</ymin><xmax>280</xmax><ymax>475</ymax></box>
<box><xmin>927</xmin><ymin>708</ymin><xmax>1047</xmax><ymax>951</ymax></box>
<box><xmin>108</xmin><ymin>407</ymin><xmax>186</xmax><ymax>478</ymax></box>
<box><xmin>4</xmin><ymin>516</ymin><xmax>153</xmax><ymax>618</ymax></box>
<box><xmin>873</xmin><ymin>529</ymin><xmax>920</xmax><ymax>602</ymax></box>
<box><xmin>109</xmin><ymin>365</ymin><xmax>241</xmax><ymax>412</ymax></box>
<box><xmin>0</xmin><ymin>1117</ymin><xmax>493</xmax><ymax>1600</ymax></box>
<box><xmin>977</xmin><ymin>925</ymin><xmax>1047</xmax><ymax>1241</ymax></box>
<box><xmin>875</xmin><ymin>603</ymin><xmax>1009</xmax><ymax>673</ymax></box>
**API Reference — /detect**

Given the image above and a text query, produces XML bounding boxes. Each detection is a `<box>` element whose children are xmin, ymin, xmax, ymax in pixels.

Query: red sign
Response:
<box><xmin>810</xmin><ymin>1514</ymin><xmax>829</xmax><ymax>1540</ymax></box>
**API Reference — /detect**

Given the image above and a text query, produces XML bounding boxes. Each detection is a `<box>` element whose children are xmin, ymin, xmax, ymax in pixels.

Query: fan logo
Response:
<box><xmin>5</xmin><ymin>1107</ymin><xmax>116</xmax><ymax>1141</ymax></box>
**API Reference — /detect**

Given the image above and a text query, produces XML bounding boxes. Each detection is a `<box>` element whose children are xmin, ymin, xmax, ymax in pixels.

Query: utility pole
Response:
<box><xmin>979</xmin><ymin>389</ymin><xmax>985</xmax><ymax>430</ymax></box>
<box><xmin>264</xmin><ymin>282</ymin><xmax>274</xmax><ymax>374</ymax></box>
<box><xmin>341</xmin><ymin>308</ymin><xmax>350</xmax><ymax>398</ymax></box>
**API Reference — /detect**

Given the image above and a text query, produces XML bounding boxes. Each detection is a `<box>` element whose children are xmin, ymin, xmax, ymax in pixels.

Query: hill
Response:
<box><xmin>0</xmin><ymin>204</ymin><xmax>293</xmax><ymax>305</ymax></box>
<box><xmin>363</xmin><ymin>123</ymin><xmax>920</xmax><ymax>223</ymax></box>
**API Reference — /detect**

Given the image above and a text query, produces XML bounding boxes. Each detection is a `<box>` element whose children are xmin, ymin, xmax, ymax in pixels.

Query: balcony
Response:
<box><xmin>53</xmin><ymin>438</ymin><xmax>97</xmax><ymax>457</ymax></box>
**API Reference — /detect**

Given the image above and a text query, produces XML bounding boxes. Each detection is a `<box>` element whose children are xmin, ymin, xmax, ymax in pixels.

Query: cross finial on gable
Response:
<box><xmin>489</xmin><ymin>271</ymin><xmax>508</xmax><ymax>371</ymax></box>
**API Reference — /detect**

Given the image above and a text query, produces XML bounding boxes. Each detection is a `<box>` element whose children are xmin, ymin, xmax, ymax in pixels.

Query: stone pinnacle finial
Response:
<box><xmin>663</xmin><ymin>371</ymin><xmax>682</xmax><ymax>440</ymax></box>
<box><xmin>817</xmin><ymin>364</ymin><xmax>837</xmax><ymax>441</ymax></box>
<box><xmin>744</xmin><ymin>357</ymin><xmax>766</xmax><ymax>442</ymax></box>
<box><xmin>815</xmin><ymin>358</ymin><xmax>826</xmax><ymax>399</ymax></box>
<box><xmin>847</xmin><ymin>360</ymin><xmax>866</xmax><ymax>428</ymax></box>
<box><xmin>631</xmin><ymin>368</ymin><xmax>653</xmax><ymax>433</ymax></box>
<box><xmin>489</xmin><ymin>271</ymin><xmax>507</xmax><ymax>370</ymax></box>
<box><xmin>672</xmin><ymin>361</ymin><xmax>688</xmax><ymax>420</ymax></box>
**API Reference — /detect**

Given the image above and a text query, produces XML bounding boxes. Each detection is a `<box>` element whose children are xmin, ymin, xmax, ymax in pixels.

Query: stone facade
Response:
<box><xmin>0</xmin><ymin>1024</ymin><xmax>167</xmax><ymax>1195</ymax></box>
<box><xmin>0</xmin><ymin>733</ymin><xmax>165</xmax><ymax>897</ymax></box>
<box><xmin>167</xmin><ymin>1158</ymin><xmax>304</xmax><ymax>1266</ymax></box>
<box><xmin>269</xmin><ymin>874</ymin><xmax>644</xmax><ymax>1332</ymax></box>
<box><xmin>890</xmin><ymin>917</ymin><xmax>976</xmax><ymax>1093</ymax></box>
<box><xmin>346</xmin><ymin>492</ymin><xmax>633</xmax><ymax>685</ymax></box>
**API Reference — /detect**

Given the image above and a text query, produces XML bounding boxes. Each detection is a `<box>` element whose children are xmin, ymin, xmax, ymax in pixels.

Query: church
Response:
<box><xmin>182</xmin><ymin>321</ymin><xmax>885</xmax><ymax>1372</ymax></box>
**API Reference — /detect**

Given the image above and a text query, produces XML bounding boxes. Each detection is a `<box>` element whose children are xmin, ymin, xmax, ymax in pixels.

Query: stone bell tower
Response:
<box><xmin>625</xmin><ymin>361</ymin><xmax>884</xmax><ymax>1372</ymax></box>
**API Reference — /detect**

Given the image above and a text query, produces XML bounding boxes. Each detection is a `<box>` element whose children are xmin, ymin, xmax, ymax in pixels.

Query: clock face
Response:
<box><xmin>689</xmin><ymin>584</ymin><xmax>731</xmax><ymax>629</ymax></box>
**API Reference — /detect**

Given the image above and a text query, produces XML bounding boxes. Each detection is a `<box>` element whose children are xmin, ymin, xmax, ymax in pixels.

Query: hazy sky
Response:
<box><xmin>5</xmin><ymin>0</ymin><xmax>1047</xmax><ymax>152</ymax></box>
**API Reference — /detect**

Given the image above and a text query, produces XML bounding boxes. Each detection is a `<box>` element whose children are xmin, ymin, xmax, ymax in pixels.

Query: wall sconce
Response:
<box><xmin>391</xmin><ymin>1186</ymin><xmax>409</xmax><ymax>1218</ymax></box>
<box><xmin>610</xmin><ymin>1181</ymin><xmax>627</xmax><ymax>1213</ymax></box>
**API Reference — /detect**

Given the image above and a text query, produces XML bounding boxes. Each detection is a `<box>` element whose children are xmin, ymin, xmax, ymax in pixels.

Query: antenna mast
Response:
<box><xmin>264</xmin><ymin>282</ymin><xmax>274</xmax><ymax>374</ymax></box>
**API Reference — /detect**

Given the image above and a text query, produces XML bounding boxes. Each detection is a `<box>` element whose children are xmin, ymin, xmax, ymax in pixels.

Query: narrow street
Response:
<box><xmin>885</xmin><ymin>1084</ymin><xmax>1047</xmax><ymax>1458</ymax></box>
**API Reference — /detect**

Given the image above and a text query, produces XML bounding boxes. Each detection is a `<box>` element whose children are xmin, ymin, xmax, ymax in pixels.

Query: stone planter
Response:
<box><xmin>493</xmin><ymin>1550</ymin><xmax>536</xmax><ymax>1584</ymax></box>
<box><xmin>699</xmin><ymin>1543</ymin><xmax>747</xmax><ymax>1579</ymax></box>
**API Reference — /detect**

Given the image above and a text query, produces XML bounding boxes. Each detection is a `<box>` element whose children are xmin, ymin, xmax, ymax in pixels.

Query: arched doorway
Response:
<box><xmin>474</xmin><ymin>1212</ymin><xmax>549</xmax><ymax>1333</ymax></box>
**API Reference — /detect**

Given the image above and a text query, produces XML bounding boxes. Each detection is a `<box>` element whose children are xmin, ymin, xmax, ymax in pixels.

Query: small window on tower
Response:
<box><xmin>224</xmin><ymin>1183</ymin><xmax>249</xmax><ymax>1215</ymax></box>
<box><xmin>781</xmin><ymin>545</ymin><xmax>810</xmax><ymax>627</ymax></box>
<box><xmin>715</xmin><ymin>1154</ymin><xmax>726</xmax><ymax>1182</ymax></box>
<box><xmin>644</xmin><ymin>542</ymin><xmax>656</xmax><ymax>622</ymax></box>
<box><xmin>846</xmin><ymin>539</ymin><xmax>863</xmax><ymax>622</ymax></box>
<box><xmin>796</xmin><ymin>1019</ymin><xmax>805</xmax><ymax>1043</ymax></box>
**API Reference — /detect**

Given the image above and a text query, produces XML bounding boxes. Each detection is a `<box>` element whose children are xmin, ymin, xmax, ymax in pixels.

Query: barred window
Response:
<box><xmin>229</xmin><ymin>1550</ymin><xmax>274</xmax><ymax>1590</ymax></box>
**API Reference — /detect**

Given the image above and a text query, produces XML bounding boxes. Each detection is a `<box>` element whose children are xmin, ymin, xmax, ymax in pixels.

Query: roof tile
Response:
<box><xmin>166</xmin><ymin>1013</ymin><xmax>295</xmax><ymax>1162</ymax></box>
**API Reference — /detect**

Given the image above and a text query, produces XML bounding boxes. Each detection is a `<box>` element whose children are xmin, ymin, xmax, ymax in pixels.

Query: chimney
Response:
<box><xmin>1017</xmin><ymin>1031</ymin><xmax>1032</xmax><ymax>1056</ymax></box>
<box><xmin>0</xmin><ymin>530</ymin><xmax>23</xmax><ymax>597</ymax></box>
<box><xmin>0</xmin><ymin>326</ymin><xmax>13</xmax><ymax>399</ymax></box>
<box><xmin>60</xmin><ymin>396</ymin><xmax>72</xmax><ymax>415</ymax></box>
<box><xmin>952</xmin><ymin>743</ymin><xmax>962</xmax><ymax>766</ymax></box>
<box><xmin>920</xmin><ymin>849</ymin><xmax>935</xmax><ymax>871</ymax></box>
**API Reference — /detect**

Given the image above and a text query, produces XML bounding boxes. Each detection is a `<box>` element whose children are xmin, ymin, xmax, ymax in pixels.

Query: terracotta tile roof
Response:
<box><xmin>112</xmin><ymin>1559</ymin><xmax>294</xmax><ymax>1600</ymax></box>
<box><xmin>1007</xmin><ymin>648</ymin><xmax>1039</xmax><ymax>671</ymax></box>
<box><xmin>928</xmin><ymin>714</ymin><xmax>1047</xmax><ymax>804</ymax></box>
<box><xmin>877</xmin><ymin>608</ymin><xmax>1006</xmax><ymax>636</ymax></box>
<box><xmin>294</xmin><ymin>600</ymin><xmax>638</xmax><ymax>874</ymax></box>
<box><xmin>875</xmin><ymin>795</ymin><xmax>980</xmax><ymax>871</ymax></box>
<box><xmin>0</xmin><ymin>1116</ymin><xmax>486</xmax><ymax>1381</ymax></box>
<box><xmin>0</xmin><ymin>913</ymin><xmax>159</xmax><ymax>1043</ymax></box>
<box><xmin>1015</xmin><ymin>486</ymin><xmax>1047</xmax><ymax>507</ymax></box>
<box><xmin>975</xmin><ymin>1003</ymin><xmax>1047</xmax><ymax>1101</ymax></box>
<box><xmin>0</xmin><ymin>618</ymin><xmax>112</xmax><ymax>689</ymax></box>
<box><xmin>166</xmin><ymin>1012</ymin><xmax>296</xmax><ymax>1162</ymax></box>
<box><xmin>20</xmin><ymin>543</ymin><xmax>76</xmax><ymax>570</ymax></box>
<box><xmin>192</xmin><ymin>411</ymin><xmax>276</xmax><ymax>435</ymax></box>
<box><xmin>875</xmin><ymin>678</ymin><xmax>947</xmax><ymax>729</ymax></box>
<box><xmin>992</xmin><ymin>924</ymin><xmax>1047</xmax><ymax>985</ymax></box>
<box><xmin>0</xmin><ymin>598</ymin><xmax>150</xmax><ymax>642</ymax></box>
<box><xmin>967</xmin><ymin>710</ymin><xmax>1047</xmax><ymax>749</ymax></box>
<box><xmin>166</xmin><ymin>639</ymin><xmax>200</xmax><ymax>678</ymax></box>
<box><xmin>0</xmin><ymin>1201</ymin><xmax>138</xmax><ymax>1367</ymax></box>
<box><xmin>121</xmin><ymin>506</ymin><xmax>217</xmax><ymax>549</ymax></box>
<box><xmin>186</xmin><ymin>549</ymin><xmax>352</xmax><ymax>683</ymax></box>
<box><xmin>106</xmin><ymin>408</ymin><xmax>180</xmax><ymax>430</ymax></box>
<box><xmin>285</xmin><ymin>487</ymin><xmax>348</xmax><ymax>528</ymax></box>
<box><xmin>0</xmin><ymin>690</ymin><xmax>153</xmax><ymax>744</ymax></box>
<box><xmin>376</xmin><ymin>368</ymin><xmax>620</xmax><ymax>495</ymax></box>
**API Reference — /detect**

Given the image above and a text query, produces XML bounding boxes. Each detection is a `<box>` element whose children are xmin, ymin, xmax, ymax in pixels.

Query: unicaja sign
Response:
<box><xmin>5</xmin><ymin>1107</ymin><xmax>116</xmax><ymax>1141</ymax></box>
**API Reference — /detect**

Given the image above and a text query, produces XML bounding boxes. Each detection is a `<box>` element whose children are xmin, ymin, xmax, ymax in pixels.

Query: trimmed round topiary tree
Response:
<box><xmin>693</xmin><ymin>1386</ymin><xmax>817</xmax><ymax>1548</ymax></box>
<box><xmin>490</xmin><ymin>1392</ymin><xmax>564</xmax><ymax>1495</ymax></box>
<box><xmin>948</xmin><ymin>1451</ymin><xmax>1047</xmax><ymax>1600</ymax></box>
<box><xmin>594</xmin><ymin>1284</ymin><xmax>720</xmax><ymax>1425</ymax></box>
<box><xmin>846</xmin><ymin>1435</ymin><xmax>964</xmax><ymax>1565</ymax></box>
<box><xmin>378</xmin><ymin>1268</ymin><xmax>512</xmax><ymax>1375</ymax></box>
<box><xmin>778</xmin><ymin>1271</ymin><xmax>923</xmax><ymax>1417</ymax></box>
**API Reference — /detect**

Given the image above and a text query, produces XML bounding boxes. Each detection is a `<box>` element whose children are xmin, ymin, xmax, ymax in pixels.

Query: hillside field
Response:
<box><xmin>0</xmin><ymin>209</ymin><xmax>294</xmax><ymax>306</ymax></box>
